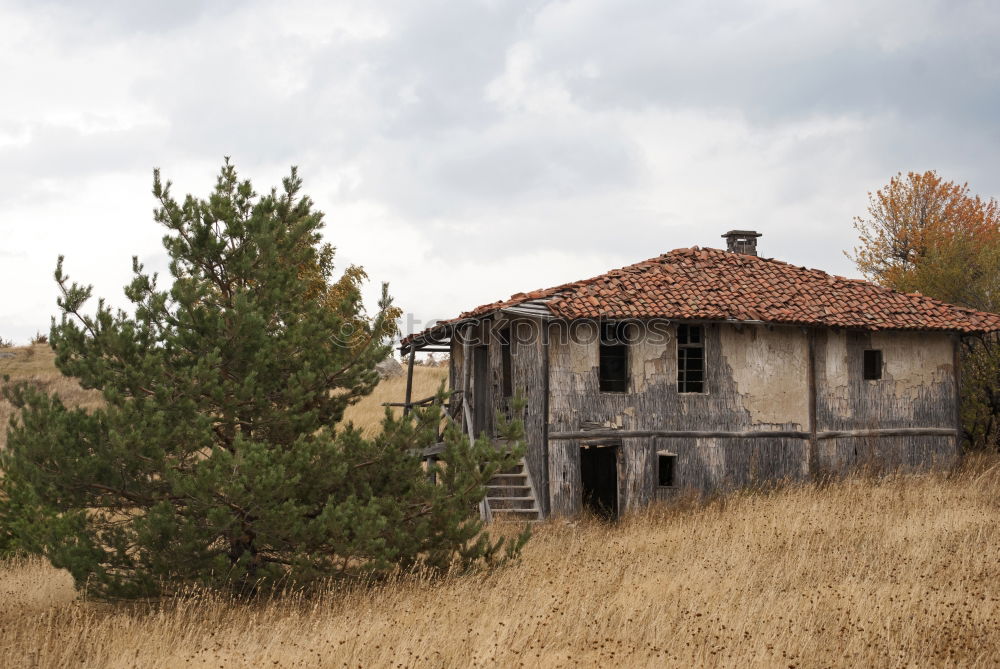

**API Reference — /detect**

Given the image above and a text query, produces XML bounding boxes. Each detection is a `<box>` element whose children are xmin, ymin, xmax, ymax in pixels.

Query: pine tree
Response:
<box><xmin>0</xmin><ymin>160</ymin><xmax>526</xmax><ymax>597</ymax></box>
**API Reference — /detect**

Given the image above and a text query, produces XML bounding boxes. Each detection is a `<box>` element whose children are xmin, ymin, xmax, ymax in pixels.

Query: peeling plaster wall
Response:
<box><xmin>547</xmin><ymin>322</ymin><xmax>811</xmax><ymax>432</ymax></box>
<box><xmin>631</xmin><ymin>328</ymin><xmax>672</xmax><ymax>394</ymax></box>
<box><xmin>815</xmin><ymin>329</ymin><xmax>955</xmax><ymax>428</ymax></box>
<box><xmin>813</xmin><ymin>329</ymin><xmax>957</xmax><ymax>473</ymax></box>
<box><xmin>720</xmin><ymin>326</ymin><xmax>809</xmax><ymax>428</ymax></box>
<box><xmin>872</xmin><ymin>331</ymin><xmax>954</xmax><ymax>397</ymax></box>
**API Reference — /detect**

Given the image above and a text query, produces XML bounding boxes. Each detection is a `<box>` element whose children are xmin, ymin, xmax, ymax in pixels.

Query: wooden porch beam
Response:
<box><xmin>806</xmin><ymin>327</ymin><xmax>818</xmax><ymax>476</ymax></box>
<box><xmin>402</xmin><ymin>347</ymin><xmax>415</xmax><ymax>416</ymax></box>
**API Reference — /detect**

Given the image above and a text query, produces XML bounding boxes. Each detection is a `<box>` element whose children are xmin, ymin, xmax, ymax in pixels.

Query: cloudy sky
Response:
<box><xmin>1</xmin><ymin>0</ymin><xmax>998</xmax><ymax>344</ymax></box>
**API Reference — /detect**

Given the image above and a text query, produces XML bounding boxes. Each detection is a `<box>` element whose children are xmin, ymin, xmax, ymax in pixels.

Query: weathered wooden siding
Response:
<box><xmin>652</xmin><ymin>436</ymin><xmax>807</xmax><ymax>499</ymax></box>
<box><xmin>449</xmin><ymin>333</ymin><xmax>464</xmax><ymax>400</ymax></box>
<box><xmin>453</xmin><ymin>320</ymin><xmax>959</xmax><ymax>519</ymax></box>
<box><xmin>546</xmin><ymin>322</ymin><xmax>958</xmax><ymax>517</ymax></box>
<box><xmin>546</xmin><ymin>322</ymin><xmax>811</xmax><ymax>516</ymax></box>
<box><xmin>486</xmin><ymin>318</ymin><xmax>547</xmax><ymax>514</ymax></box>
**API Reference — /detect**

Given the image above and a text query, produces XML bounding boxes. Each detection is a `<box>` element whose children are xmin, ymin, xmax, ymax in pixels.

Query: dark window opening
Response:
<box><xmin>657</xmin><ymin>453</ymin><xmax>677</xmax><ymax>487</ymax></box>
<box><xmin>499</xmin><ymin>327</ymin><xmax>513</xmax><ymax>399</ymax></box>
<box><xmin>863</xmin><ymin>349</ymin><xmax>883</xmax><ymax>380</ymax></box>
<box><xmin>677</xmin><ymin>324</ymin><xmax>705</xmax><ymax>393</ymax></box>
<box><xmin>599</xmin><ymin>322</ymin><xmax>629</xmax><ymax>393</ymax></box>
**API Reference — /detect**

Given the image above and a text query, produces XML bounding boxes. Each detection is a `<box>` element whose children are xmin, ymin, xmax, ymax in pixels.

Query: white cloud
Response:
<box><xmin>0</xmin><ymin>0</ymin><xmax>998</xmax><ymax>344</ymax></box>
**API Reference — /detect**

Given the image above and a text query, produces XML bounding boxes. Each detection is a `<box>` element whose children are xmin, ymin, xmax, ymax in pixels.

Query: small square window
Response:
<box><xmin>657</xmin><ymin>453</ymin><xmax>677</xmax><ymax>487</ymax></box>
<box><xmin>863</xmin><ymin>349</ymin><xmax>882</xmax><ymax>380</ymax></box>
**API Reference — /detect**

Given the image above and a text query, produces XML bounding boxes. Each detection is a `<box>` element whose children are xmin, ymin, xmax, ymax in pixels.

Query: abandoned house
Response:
<box><xmin>400</xmin><ymin>231</ymin><xmax>1000</xmax><ymax>520</ymax></box>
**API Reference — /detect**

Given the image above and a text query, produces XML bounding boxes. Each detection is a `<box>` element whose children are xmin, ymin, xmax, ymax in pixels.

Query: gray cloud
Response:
<box><xmin>521</xmin><ymin>0</ymin><xmax>1000</xmax><ymax>123</ymax></box>
<box><xmin>7</xmin><ymin>0</ymin><xmax>240</xmax><ymax>39</ymax></box>
<box><xmin>0</xmin><ymin>123</ymin><xmax>165</xmax><ymax>206</ymax></box>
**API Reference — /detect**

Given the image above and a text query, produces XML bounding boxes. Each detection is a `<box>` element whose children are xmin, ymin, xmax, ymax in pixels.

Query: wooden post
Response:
<box><xmin>953</xmin><ymin>333</ymin><xmax>963</xmax><ymax>457</ymax></box>
<box><xmin>540</xmin><ymin>318</ymin><xmax>550</xmax><ymax>517</ymax></box>
<box><xmin>403</xmin><ymin>346</ymin><xmax>416</xmax><ymax>416</ymax></box>
<box><xmin>462</xmin><ymin>324</ymin><xmax>474</xmax><ymax>436</ymax></box>
<box><xmin>806</xmin><ymin>328</ymin><xmax>818</xmax><ymax>479</ymax></box>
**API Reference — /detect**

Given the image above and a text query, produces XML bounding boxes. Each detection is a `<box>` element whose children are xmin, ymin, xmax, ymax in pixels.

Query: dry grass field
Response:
<box><xmin>341</xmin><ymin>363</ymin><xmax>450</xmax><ymax>437</ymax></box>
<box><xmin>3</xmin><ymin>346</ymin><xmax>1000</xmax><ymax>667</ymax></box>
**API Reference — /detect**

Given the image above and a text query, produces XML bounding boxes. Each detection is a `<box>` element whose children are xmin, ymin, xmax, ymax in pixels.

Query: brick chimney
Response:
<box><xmin>722</xmin><ymin>230</ymin><xmax>762</xmax><ymax>256</ymax></box>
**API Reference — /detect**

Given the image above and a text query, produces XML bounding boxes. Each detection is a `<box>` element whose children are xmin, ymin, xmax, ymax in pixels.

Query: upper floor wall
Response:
<box><xmin>548</xmin><ymin>321</ymin><xmax>810</xmax><ymax>433</ymax></box>
<box><xmin>547</xmin><ymin>321</ymin><xmax>956</xmax><ymax>434</ymax></box>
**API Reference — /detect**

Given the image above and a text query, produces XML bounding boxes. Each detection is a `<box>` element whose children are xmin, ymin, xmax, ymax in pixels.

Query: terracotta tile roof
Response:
<box><xmin>405</xmin><ymin>247</ymin><xmax>1000</xmax><ymax>344</ymax></box>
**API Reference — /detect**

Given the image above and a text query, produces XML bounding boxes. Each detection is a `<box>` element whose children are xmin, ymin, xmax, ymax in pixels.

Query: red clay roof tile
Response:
<box><xmin>405</xmin><ymin>247</ymin><xmax>1000</xmax><ymax>344</ymax></box>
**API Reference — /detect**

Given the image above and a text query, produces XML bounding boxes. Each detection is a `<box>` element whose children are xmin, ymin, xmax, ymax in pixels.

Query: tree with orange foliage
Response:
<box><xmin>851</xmin><ymin>171</ymin><xmax>1000</xmax><ymax>450</ymax></box>
<box><xmin>851</xmin><ymin>171</ymin><xmax>1000</xmax><ymax>298</ymax></box>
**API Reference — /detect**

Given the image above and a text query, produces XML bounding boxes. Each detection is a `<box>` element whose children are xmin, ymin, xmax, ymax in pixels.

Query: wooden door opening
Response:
<box><xmin>580</xmin><ymin>444</ymin><xmax>619</xmax><ymax>520</ymax></box>
<box><xmin>472</xmin><ymin>345</ymin><xmax>491</xmax><ymax>437</ymax></box>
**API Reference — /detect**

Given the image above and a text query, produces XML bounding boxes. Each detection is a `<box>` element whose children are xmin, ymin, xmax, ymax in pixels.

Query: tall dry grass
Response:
<box><xmin>2</xmin><ymin>459</ymin><xmax>999</xmax><ymax>668</ymax></box>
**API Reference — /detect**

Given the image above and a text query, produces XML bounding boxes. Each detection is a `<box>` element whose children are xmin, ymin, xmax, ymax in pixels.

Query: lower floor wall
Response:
<box><xmin>546</xmin><ymin>435</ymin><xmax>958</xmax><ymax>517</ymax></box>
<box><xmin>816</xmin><ymin>435</ymin><xmax>958</xmax><ymax>474</ymax></box>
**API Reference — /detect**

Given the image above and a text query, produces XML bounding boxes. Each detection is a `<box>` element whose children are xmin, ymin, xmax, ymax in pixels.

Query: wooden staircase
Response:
<box><xmin>484</xmin><ymin>458</ymin><xmax>542</xmax><ymax>522</ymax></box>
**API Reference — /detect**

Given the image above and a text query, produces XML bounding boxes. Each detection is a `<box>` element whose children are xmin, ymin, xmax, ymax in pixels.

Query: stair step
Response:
<box><xmin>491</xmin><ymin>509</ymin><xmax>540</xmax><ymax>521</ymax></box>
<box><xmin>488</xmin><ymin>497</ymin><xmax>537</xmax><ymax>510</ymax></box>
<box><xmin>486</xmin><ymin>485</ymin><xmax>531</xmax><ymax>497</ymax></box>
<box><xmin>490</xmin><ymin>474</ymin><xmax>527</xmax><ymax>486</ymax></box>
<box><xmin>483</xmin><ymin>457</ymin><xmax>541</xmax><ymax>522</ymax></box>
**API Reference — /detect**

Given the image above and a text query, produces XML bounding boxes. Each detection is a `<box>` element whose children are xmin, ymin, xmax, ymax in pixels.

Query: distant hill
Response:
<box><xmin>0</xmin><ymin>344</ymin><xmax>448</xmax><ymax>449</ymax></box>
<box><xmin>0</xmin><ymin>344</ymin><xmax>102</xmax><ymax>451</ymax></box>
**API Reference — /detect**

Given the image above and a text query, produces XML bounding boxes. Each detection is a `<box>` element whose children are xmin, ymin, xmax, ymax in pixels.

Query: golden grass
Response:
<box><xmin>341</xmin><ymin>365</ymin><xmax>449</xmax><ymax>437</ymax></box>
<box><xmin>2</xmin><ymin>459</ymin><xmax>1000</xmax><ymax>668</ymax></box>
<box><xmin>0</xmin><ymin>347</ymin><xmax>447</xmax><ymax>448</ymax></box>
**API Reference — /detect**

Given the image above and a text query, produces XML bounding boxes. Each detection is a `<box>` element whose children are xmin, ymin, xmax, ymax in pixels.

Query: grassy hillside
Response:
<box><xmin>2</xmin><ymin>460</ymin><xmax>999</xmax><ymax>667</ymax></box>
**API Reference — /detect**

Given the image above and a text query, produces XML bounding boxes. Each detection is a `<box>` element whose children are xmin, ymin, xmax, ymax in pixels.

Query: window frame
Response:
<box><xmin>676</xmin><ymin>323</ymin><xmax>706</xmax><ymax>394</ymax></box>
<box><xmin>657</xmin><ymin>451</ymin><xmax>678</xmax><ymax>487</ymax></box>
<box><xmin>862</xmin><ymin>348</ymin><xmax>883</xmax><ymax>381</ymax></box>
<box><xmin>598</xmin><ymin>321</ymin><xmax>630</xmax><ymax>393</ymax></box>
